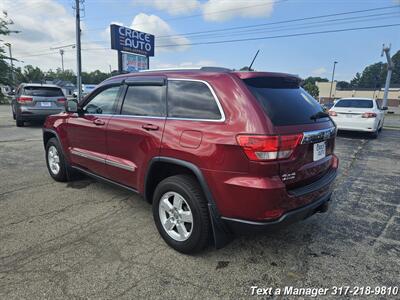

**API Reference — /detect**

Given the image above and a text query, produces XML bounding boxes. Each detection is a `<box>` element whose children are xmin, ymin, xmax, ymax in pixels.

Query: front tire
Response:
<box><xmin>45</xmin><ymin>138</ymin><xmax>69</xmax><ymax>182</ymax></box>
<box><xmin>152</xmin><ymin>175</ymin><xmax>211</xmax><ymax>254</ymax></box>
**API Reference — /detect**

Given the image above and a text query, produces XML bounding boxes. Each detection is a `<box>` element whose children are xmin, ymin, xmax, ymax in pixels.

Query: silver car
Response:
<box><xmin>11</xmin><ymin>83</ymin><xmax>66</xmax><ymax>127</ymax></box>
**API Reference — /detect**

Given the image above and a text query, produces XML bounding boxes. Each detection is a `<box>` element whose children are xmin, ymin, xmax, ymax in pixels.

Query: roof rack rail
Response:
<box><xmin>139</xmin><ymin>66</ymin><xmax>232</xmax><ymax>73</ymax></box>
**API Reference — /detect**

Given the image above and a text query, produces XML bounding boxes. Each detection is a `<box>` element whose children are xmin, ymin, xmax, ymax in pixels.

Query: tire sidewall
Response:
<box><xmin>45</xmin><ymin>138</ymin><xmax>67</xmax><ymax>181</ymax></box>
<box><xmin>153</xmin><ymin>178</ymin><xmax>206</xmax><ymax>253</ymax></box>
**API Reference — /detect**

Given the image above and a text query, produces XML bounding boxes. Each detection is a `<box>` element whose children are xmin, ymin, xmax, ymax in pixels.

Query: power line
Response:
<box><xmin>154</xmin><ymin>23</ymin><xmax>400</xmax><ymax>48</ymax></box>
<box><xmin>75</xmin><ymin>23</ymin><xmax>400</xmax><ymax>52</ymax></box>
<box><xmin>77</xmin><ymin>12</ymin><xmax>400</xmax><ymax>46</ymax></box>
<box><xmin>154</xmin><ymin>5</ymin><xmax>400</xmax><ymax>39</ymax></box>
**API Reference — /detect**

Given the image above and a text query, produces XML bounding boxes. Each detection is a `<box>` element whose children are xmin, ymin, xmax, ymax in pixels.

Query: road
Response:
<box><xmin>0</xmin><ymin>105</ymin><xmax>399</xmax><ymax>299</ymax></box>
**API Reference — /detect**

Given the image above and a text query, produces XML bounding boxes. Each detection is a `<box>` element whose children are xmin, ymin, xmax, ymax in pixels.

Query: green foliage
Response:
<box><xmin>0</xmin><ymin>12</ymin><xmax>13</xmax><ymax>85</ymax></box>
<box><xmin>336</xmin><ymin>81</ymin><xmax>351</xmax><ymax>89</ymax></box>
<box><xmin>349</xmin><ymin>50</ymin><xmax>400</xmax><ymax>88</ymax></box>
<box><xmin>303</xmin><ymin>81</ymin><xmax>319</xmax><ymax>98</ymax></box>
<box><xmin>301</xmin><ymin>77</ymin><xmax>327</xmax><ymax>98</ymax></box>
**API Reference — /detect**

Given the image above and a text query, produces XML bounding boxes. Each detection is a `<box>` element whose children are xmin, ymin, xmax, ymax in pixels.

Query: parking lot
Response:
<box><xmin>0</xmin><ymin>104</ymin><xmax>399</xmax><ymax>299</ymax></box>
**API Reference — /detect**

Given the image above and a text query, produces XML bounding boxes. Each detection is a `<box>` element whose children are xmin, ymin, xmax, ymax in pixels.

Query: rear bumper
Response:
<box><xmin>332</xmin><ymin>117</ymin><xmax>379</xmax><ymax>132</ymax></box>
<box><xmin>18</xmin><ymin>108</ymin><xmax>64</xmax><ymax>120</ymax></box>
<box><xmin>221</xmin><ymin>191</ymin><xmax>332</xmax><ymax>234</ymax></box>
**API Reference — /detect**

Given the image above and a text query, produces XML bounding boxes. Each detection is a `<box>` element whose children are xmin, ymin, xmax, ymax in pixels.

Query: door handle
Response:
<box><xmin>93</xmin><ymin>119</ymin><xmax>105</xmax><ymax>126</ymax></box>
<box><xmin>142</xmin><ymin>124</ymin><xmax>159</xmax><ymax>131</ymax></box>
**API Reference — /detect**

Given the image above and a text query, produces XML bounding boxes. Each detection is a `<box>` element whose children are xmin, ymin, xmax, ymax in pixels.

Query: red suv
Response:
<box><xmin>43</xmin><ymin>67</ymin><xmax>338</xmax><ymax>253</ymax></box>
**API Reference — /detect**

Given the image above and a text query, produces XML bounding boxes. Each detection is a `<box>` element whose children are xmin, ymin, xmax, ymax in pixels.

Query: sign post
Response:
<box><xmin>110</xmin><ymin>24</ymin><xmax>155</xmax><ymax>73</ymax></box>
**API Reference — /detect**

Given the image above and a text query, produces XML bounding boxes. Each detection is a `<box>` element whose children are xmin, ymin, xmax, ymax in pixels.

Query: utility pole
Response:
<box><xmin>329</xmin><ymin>61</ymin><xmax>338</xmax><ymax>101</ymax></box>
<box><xmin>75</xmin><ymin>0</ymin><xmax>83</xmax><ymax>101</ymax></box>
<box><xmin>381</xmin><ymin>44</ymin><xmax>393</xmax><ymax>109</ymax></box>
<box><xmin>4</xmin><ymin>43</ymin><xmax>15</xmax><ymax>85</ymax></box>
<box><xmin>59</xmin><ymin>49</ymin><xmax>65</xmax><ymax>72</ymax></box>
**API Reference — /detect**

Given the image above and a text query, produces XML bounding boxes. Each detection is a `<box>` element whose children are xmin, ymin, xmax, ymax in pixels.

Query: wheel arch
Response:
<box><xmin>144</xmin><ymin>156</ymin><xmax>232</xmax><ymax>248</ymax></box>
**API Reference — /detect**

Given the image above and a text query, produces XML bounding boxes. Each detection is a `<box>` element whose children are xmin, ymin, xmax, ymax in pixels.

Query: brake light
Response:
<box><xmin>362</xmin><ymin>112</ymin><xmax>376</xmax><ymax>118</ymax></box>
<box><xmin>328</xmin><ymin>111</ymin><xmax>337</xmax><ymax>116</ymax></box>
<box><xmin>57</xmin><ymin>98</ymin><xmax>67</xmax><ymax>103</ymax></box>
<box><xmin>236</xmin><ymin>134</ymin><xmax>303</xmax><ymax>161</ymax></box>
<box><xmin>16</xmin><ymin>97</ymin><xmax>33</xmax><ymax>103</ymax></box>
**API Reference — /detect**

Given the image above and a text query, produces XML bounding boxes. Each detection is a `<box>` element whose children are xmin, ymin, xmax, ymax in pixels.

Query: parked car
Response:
<box><xmin>12</xmin><ymin>83</ymin><xmax>66</xmax><ymax>127</ymax></box>
<box><xmin>321</xmin><ymin>102</ymin><xmax>334</xmax><ymax>111</ymax></box>
<box><xmin>328</xmin><ymin>98</ymin><xmax>386</xmax><ymax>138</ymax></box>
<box><xmin>43</xmin><ymin>67</ymin><xmax>338</xmax><ymax>253</ymax></box>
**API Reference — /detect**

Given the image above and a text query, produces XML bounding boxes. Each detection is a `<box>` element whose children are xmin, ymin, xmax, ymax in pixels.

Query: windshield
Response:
<box><xmin>23</xmin><ymin>86</ymin><xmax>64</xmax><ymax>97</ymax></box>
<box><xmin>335</xmin><ymin>99</ymin><xmax>373</xmax><ymax>108</ymax></box>
<box><xmin>244</xmin><ymin>77</ymin><xmax>326</xmax><ymax>126</ymax></box>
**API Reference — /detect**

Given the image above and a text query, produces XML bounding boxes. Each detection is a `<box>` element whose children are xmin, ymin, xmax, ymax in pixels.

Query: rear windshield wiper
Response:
<box><xmin>310</xmin><ymin>111</ymin><xmax>329</xmax><ymax>121</ymax></box>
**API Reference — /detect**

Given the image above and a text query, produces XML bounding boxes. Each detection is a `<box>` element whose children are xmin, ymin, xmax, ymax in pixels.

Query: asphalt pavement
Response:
<box><xmin>0</xmin><ymin>105</ymin><xmax>399</xmax><ymax>299</ymax></box>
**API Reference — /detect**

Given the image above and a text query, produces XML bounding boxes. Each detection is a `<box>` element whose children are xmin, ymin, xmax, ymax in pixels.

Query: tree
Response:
<box><xmin>336</xmin><ymin>81</ymin><xmax>351</xmax><ymax>89</ymax></box>
<box><xmin>0</xmin><ymin>12</ymin><xmax>13</xmax><ymax>85</ymax></box>
<box><xmin>301</xmin><ymin>77</ymin><xmax>328</xmax><ymax>98</ymax></box>
<box><xmin>350</xmin><ymin>72</ymin><xmax>361</xmax><ymax>87</ymax></box>
<box><xmin>19</xmin><ymin>65</ymin><xmax>45</xmax><ymax>83</ymax></box>
<box><xmin>303</xmin><ymin>81</ymin><xmax>319</xmax><ymax>98</ymax></box>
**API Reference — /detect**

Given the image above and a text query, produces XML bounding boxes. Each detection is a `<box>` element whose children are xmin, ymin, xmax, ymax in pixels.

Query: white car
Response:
<box><xmin>328</xmin><ymin>98</ymin><xmax>386</xmax><ymax>138</ymax></box>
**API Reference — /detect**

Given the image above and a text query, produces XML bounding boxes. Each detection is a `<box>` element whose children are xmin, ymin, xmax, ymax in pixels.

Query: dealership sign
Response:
<box><xmin>110</xmin><ymin>24</ymin><xmax>155</xmax><ymax>57</ymax></box>
<box><xmin>122</xmin><ymin>53</ymin><xmax>148</xmax><ymax>72</ymax></box>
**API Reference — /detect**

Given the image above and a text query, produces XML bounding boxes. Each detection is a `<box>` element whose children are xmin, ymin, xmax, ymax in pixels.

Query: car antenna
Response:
<box><xmin>248</xmin><ymin>49</ymin><xmax>260</xmax><ymax>71</ymax></box>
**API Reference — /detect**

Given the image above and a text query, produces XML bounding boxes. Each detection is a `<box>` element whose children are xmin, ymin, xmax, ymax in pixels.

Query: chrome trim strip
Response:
<box><xmin>112</xmin><ymin>114</ymin><xmax>166</xmax><ymax>120</ymax></box>
<box><xmin>301</xmin><ymin>127</ymin><xmax>336</xmax><ymax>144</ymax></box>
<box><xmin>167</xmin><ymin>78</ymin><xmax>226</xmax><ymax>123</ymax></box>
<box><xmin>70</xmin><ymin>149</ymin><xmax>105</xmax><ymax>163</ymax></box>
<box><xmin>71</xmin><ymin>149</ymin><xmax>135</xmax><ymax>172</ymax></box>
<box><xmin>105</xmin><ymin>159</ymin><xmax>136</xmax><ymax>172</ymax></box>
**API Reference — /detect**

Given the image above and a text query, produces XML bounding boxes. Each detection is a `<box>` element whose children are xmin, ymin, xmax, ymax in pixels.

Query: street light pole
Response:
<box><xmin>329</xmin><ymin>61</ymin><xmax>338</xmax><ymax>101</ymax></box>
<box><xmin>4</xmin><ymin>43</ymin><xmax>15</xmax><ymax>85</ymax></box>
<box><xmin>59</xmin><ymin>49</ymin><xmax>65</xmax><ymax>72</ymax></box>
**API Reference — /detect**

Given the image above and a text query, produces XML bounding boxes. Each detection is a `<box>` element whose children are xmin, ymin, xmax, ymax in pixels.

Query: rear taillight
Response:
<box><xmin>57</xmin><ymin>98</ymin><xmax>67</xmax><ymax>103</ymax></box>
<box><xmin>328</xmin><ymin>111</ymin><xmax>337</xmax><ymax>116</ymax></box>
<box><xmin>236</xmin><ymin>134</ymin><xmax>303</xmax><ymax>161</ymax></box>
<box><xmin>16</xmin><ymin>97</ymin><xmax>33</xmax><ymax>104</ymax></box>
<box><xmin>362</xmin><ymin>112</ymin><xmax>376</xmax><ymax>118</ymax></box>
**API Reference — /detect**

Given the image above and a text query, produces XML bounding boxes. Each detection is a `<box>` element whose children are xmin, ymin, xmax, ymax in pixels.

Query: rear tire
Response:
<box><xmin>16</xmin><ymin>117</ymin><xmax>24</xmax><ymax>127</ymax></box>
<box><xmin>371</xmin><ymin>130</ymin><xmax>378</xmax><ymax>139</ymax></box>
<box><xmin>152</xmin><ymin>174</ymin><xmax>211</xmax><ymax>254</ymax></box>
<box><xmin>45</xmin><ymin>137</ymin><xmax>69</xmax><ymax>182</ymax></box>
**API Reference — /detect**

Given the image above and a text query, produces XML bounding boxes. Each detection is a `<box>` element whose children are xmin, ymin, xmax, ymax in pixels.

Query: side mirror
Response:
<box><xmin>381</xmin><ymin>107</ymin><xmax>388</xmax><ymax>111</ymax></box>
<box><xmin>66</xmin><ymin>99</ymin><xmax>78</xmax><ymax>113</ymax></box>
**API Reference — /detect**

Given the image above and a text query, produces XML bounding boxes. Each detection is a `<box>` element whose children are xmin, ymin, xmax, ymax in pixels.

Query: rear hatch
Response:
<box><xmin>22</xmin><ymin>86</ymin><xmax>66</xmax><ymax>109</ymax></box>
<box><xmin>243</xmin><ymin>76</ymin><xmax>336</xmax><ymax>189</ymax></box>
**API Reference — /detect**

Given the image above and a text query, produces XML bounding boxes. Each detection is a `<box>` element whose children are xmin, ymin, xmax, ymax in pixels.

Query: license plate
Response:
<box><xmin>313</xmin><ymin>141</ymin><xmax>326</xmax><ymax>161</ymax></box>
<box><xmin>41</xmin><ymin>102</ymin><xmax>51</xmax><ymax>107</ymax></box>
<box><xmin>345</xmin><ymin>114</ymin><xmax>353</xmax><ymax>118</ymax></box>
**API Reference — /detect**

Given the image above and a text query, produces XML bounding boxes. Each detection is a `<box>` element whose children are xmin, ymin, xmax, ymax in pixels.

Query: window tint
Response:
<box><xmin>335</xmin><ymin>99</ymin><xmax>373</xmax><ymax>108</ymax></box>
<box><xmin>84</xmin><ymin>86</ymin><xmax>120</xmax><ymax>114</ymax></box>
<box><xmin>121</xmin><ymin>85</ymin><xmax>164</xmax><ymax>117</ymax></box>
<box><xmin>23</xmin><ymin>86</ymin><xmax>64</xmax><ymax>97</ymax></box>
<box><xmin>244</xmin><ymin>77</ymin><xmax>325</xmax><ymax>126</ymax></box>
<box><xmin>167</xmin><ymin>80</ymin><xmax>222</xmax><ymax>120</ymax></box>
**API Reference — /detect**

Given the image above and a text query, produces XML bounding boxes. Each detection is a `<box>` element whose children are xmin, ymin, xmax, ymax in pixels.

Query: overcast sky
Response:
<box><xmin>1</xmin><ymin>0</ymin><xmax>400</xmax><ymax>81</ymax></box>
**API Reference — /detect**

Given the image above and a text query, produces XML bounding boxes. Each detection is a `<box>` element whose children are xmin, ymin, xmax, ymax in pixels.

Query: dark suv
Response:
<box><xmin>12</xmin><ymin>83</ymin><xmax>66</xmax><ymax>127</ymax></box>
<box><xmin>43</xmin><ymin>67</ymin><xmax>338</xmax><ymax>253</ymax></box>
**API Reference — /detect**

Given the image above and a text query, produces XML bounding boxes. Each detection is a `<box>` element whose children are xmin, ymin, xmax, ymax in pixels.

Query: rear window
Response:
<box><xmin>335</xmin><ymin>99</ymin><xmax>373</xmax><ymax>108</ymax></box>
<box><xmin>23</xmin><ymin>86</ymin><xmax>64</xmax><ymax>97</ymax></box>
<box><xmin>244</xmin><ymin>77</ymin><xmax>326</xmax><ymax>126</ymax></box>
